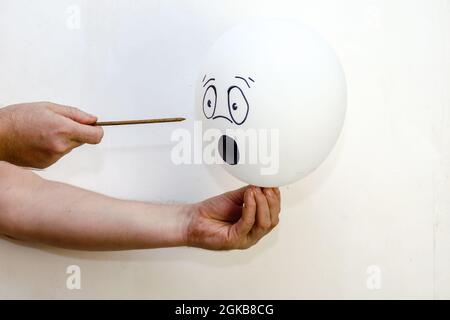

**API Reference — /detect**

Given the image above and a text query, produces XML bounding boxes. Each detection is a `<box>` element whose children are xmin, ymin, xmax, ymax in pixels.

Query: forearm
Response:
<box><xmin>0</xmin><ymin>162</ymin><xmax>191</xmax><ymax>250</ymax></box>
<box><xmin>0</xmin><ymin>107</ymin><xmax>11</xmax><ymax>162</ymax></box>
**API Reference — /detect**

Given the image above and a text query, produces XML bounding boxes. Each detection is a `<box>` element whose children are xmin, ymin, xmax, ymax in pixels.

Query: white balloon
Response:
<box><xmin>197</xmin><ymin>20</ymin><xmax>347</xmax><ymax>187</ymax></box>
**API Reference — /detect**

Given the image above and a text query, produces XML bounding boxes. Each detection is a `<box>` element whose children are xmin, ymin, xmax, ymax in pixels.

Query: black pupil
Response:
<box><xmin>207</xmin><ymin>100</ymin><xmax>212</xmax><ymax>108</ymax></box>
<box><xmin>232</xmin><ymin>103</ymin><xmax>238</xmax><ymax>110</ymax></box>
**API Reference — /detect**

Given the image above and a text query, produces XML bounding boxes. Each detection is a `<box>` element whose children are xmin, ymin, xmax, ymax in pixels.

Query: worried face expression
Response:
<box><xmin>201</xmin><ymin>75</ymin><xmax>255</xmax><ymax>165</ymax></box>
<box><xmin>197</xmin><ymin>21</ymin><xmax>347</xmax><ymax>187</ymax></box>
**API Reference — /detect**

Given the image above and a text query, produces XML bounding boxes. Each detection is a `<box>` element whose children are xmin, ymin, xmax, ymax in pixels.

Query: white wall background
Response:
<box><xmin>0</xmin><ymin>0</ymin><xmax>449</xmax><ymax>299</ymax></box>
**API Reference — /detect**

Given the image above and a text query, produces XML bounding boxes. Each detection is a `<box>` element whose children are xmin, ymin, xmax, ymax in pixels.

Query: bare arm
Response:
<box><xmin>0</xmin><ymin>161</ymin><xmax>281</xmax><ymax>251</ymax></box>
<box><xmin>0</xmin><ymin>102</ymin><xmax>281</xmax><ymax>251</ymax></box>
<box><xmin>0</xmin><ymin>161</ymin><xmax>189</xmax><ymax>250</ymax></box>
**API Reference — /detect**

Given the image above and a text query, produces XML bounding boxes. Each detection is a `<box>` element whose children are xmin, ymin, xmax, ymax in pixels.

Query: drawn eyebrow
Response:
<box><xmin>235</xmin><ymin>76</ymin><xmax>251</xmax><ymax>88</ymax></box>
<box><xmin>248</xmin><ymin>77</ymin><xmax>255</xmax><ymax>83</ymax></box>
<box><xmin>203</xmin><ymin>78</ymin><xmax>215</xmax><ymax>87</ymax></box>
<box><xmin>202</xmin><ymin>75</ymin><xmax>206</xmax><ymax>82</ymax></box>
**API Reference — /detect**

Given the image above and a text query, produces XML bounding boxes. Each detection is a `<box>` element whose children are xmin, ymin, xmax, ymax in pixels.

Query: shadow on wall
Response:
<box><xmin>0</xmin><ymin>230</ymin><xmax>280</xmax><ymax>268</ymax></box>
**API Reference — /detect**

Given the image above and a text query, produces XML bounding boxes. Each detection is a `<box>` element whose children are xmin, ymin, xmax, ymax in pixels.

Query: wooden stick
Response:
<box><xmin>94</xmin><ymin>117</ymin><xmax>186</xmax><ymax>126</ymax></box>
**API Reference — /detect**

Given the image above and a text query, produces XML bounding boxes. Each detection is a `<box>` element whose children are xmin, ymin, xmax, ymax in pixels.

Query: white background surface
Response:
<box><xmin>0</xmin><ymin>0</ymin><xmax>449</xmax><ymax>299</ymax></box>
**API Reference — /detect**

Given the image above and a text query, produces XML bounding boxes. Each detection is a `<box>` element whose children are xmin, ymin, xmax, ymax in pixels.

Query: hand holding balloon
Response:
<box><xmin>187</xmin><ymin>186</ymin><xmax>281</xmax><ymax>250</ymax></box>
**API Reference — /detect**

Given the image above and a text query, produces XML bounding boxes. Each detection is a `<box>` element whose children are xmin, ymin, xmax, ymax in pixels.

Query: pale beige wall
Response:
<box><xmin>0</xmin><ymin>0</ymin><xmax>449</xmax><ymax>299</ymax></box>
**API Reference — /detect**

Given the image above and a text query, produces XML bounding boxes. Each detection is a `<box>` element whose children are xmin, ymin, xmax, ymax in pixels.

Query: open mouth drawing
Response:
<box><xmin>218</xmin><ymin>135</ymin><xmax>240</xmax><ymax>165</ymax></box>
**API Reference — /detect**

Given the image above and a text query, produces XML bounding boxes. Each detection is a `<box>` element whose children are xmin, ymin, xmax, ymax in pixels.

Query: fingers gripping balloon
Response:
<box><xmin>197</xmin><ymin>20</ymin><xmax>347</xmax><ymax>187</ymax></box>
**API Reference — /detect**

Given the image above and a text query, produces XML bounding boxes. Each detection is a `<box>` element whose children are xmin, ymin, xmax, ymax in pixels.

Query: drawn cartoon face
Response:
<box><xmin>201</xmin><ymin>75</ymin><xmax>256</xmax><ymax>166</ymax></box>
<box><xmin>201</xmin><ymin>76</ymin><xmax>253</xmax><ymax>125</ymax></box>
<box><xmin>197</xmin><ymin>20</ymin><xmax>347</xmax><ymax>187</ymax></box>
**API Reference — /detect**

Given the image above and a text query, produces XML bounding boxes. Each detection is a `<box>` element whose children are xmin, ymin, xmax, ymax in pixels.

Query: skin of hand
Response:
<box><xmin>187</xmin><ymin>186</ymin><xmax>281</xmax><ymax>250</ymax></box>
<box><xmin>0</xmin><ymin>161</ymin><xmax>280</xmax><ymax>251</ymax></box>
<box><xmin>0</xmin><ymin>102</ymin><xmax>103</xmax><ymax>169</ymax></box>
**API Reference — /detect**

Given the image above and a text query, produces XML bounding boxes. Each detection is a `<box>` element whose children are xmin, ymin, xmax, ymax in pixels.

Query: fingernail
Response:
<box><xmin>266</xmin><ymin>189</ymin><xmax>273</xmax><ymax>197</ymax></box>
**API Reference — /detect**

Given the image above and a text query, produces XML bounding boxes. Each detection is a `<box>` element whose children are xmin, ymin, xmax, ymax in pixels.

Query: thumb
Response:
<box><xmin>70</xmin><ymin>122</ymin><xmax>104</xmax><ymax>145</ymax></box>
<box><xmin>48</xmin><ymin>103</ymin><xmax>97</xmax><ymax>125</ymax></box>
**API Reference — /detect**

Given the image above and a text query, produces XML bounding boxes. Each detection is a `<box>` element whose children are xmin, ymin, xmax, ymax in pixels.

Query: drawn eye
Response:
<box><xmin>202</xmin><ymin>85</ymin><xmax>217</xmax><ymax>119</ymax></box>
<box><xmin>227</xmin><ymin>86</ymin><xmax>249</xmax><ymax>125</ymax></box>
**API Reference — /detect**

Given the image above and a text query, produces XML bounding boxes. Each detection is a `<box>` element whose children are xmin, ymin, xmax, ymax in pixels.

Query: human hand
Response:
<box><xmin>0</xmin><ymin>102</ymin><xmax>103</xmax><ymax>169</ymax></box>
<box><xmin>186</xmin><ymin>186</ymin><xmax>281</xmax><ymax>250</ymax></box>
